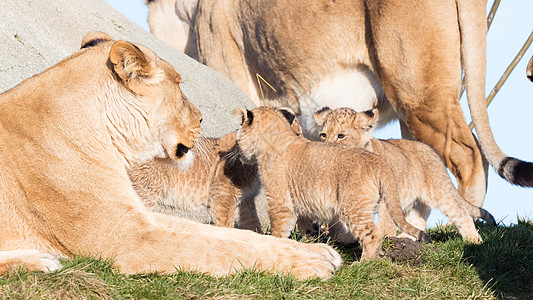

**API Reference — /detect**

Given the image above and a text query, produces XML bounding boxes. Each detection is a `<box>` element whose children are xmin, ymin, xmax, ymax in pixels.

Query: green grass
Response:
<box><xmin>1</xmin><ymin>220</ymin><xmax>532</xmax><ymax>299</ymax></box>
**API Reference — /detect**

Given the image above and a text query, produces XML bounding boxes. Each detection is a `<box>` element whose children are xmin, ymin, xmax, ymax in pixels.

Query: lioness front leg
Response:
<box><xmin>0</xmin><ymin>250</ymin><xmax>62</xmax><ymax>274</ymax></box>
<box><xmin>119</xmin><ymin>213</ymin><xmax>340</xmax><ymax>279</ymax></box>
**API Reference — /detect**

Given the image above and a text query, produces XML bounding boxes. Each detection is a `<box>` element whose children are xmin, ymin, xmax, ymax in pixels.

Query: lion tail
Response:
<box><xmin>462</xmin><ymin>198</ymin><xmax>497</xmax><ymax>226</ymax></box>
<box><xmin>457</xmin><ymin>0</ymin><xmax>533</xmax><ymax>187</ymax></box>
<box><xmin>379</xmin><ymin>166</ymin><xmax>432</xmax><ymax>243</ymax></box>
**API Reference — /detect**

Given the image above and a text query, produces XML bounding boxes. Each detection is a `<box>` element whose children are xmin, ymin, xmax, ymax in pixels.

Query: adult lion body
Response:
<box><xmin>0</xmin><ymin>32</ymin><xmax>341</xmax><ymax>278</ymax></box>
<box><xmin>146</xmin><ymin>0</ymin><xmax>533</xmax><ymax>207</ymax></box>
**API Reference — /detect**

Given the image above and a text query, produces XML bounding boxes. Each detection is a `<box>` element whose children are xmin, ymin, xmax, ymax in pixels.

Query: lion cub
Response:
<box><xmin>314</xmin><ymin>107</ymin><xmax>496</xmax><ymax>243</ymax></box>
<box><xmin>128</xmin><ymin>131</ymin><xmax>263</xmax><ymax>231</ymax></box>
<box><xmin>128</xmin><ymin>107</ymin><xmax>303</xmax><ymax>232</ymax></box>
<box><xmin>234</xmin><ymin>106</ymin><xmax>431</xmax><ymax>259</ymax></box>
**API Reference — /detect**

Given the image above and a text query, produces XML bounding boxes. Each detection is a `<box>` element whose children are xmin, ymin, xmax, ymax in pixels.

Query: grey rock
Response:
<box><xmin>0</xmin><ymin>0</ymin><xmax>254</xmax><ymax>138</ymax></box>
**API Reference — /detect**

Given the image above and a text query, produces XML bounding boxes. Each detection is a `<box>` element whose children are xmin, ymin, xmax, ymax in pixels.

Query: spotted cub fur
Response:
<box><xmin>128</xmin><ymin>132</ymin><xmax>262</xmax><ymax>231</ymax></box>
<box><xmin>128</xmin><ymin>107</ymin><xmax>304</xmax><ymax>232</ymax></box>
<box><xmin>235</xmin><ymin>106</ymin><xmax>431</xmax><ymax>259</ymax></box>
<box><xmin>314</xmin><ymin>107</ymin><xmax>496</xmax><ymax>243</ymax></box>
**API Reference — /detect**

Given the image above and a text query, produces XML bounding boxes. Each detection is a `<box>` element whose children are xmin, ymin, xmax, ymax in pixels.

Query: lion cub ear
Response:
<box><xmin>363</xmin><ymin>109</ymin><xmax>379</xmax><ymax>123</ymax></box>
<box><xmin>233</xmin><ymin>108</ymin><xmax>254</xmax><ymax>126</ymax></box>
<box><xmin>109</xmin><ymin>41</ymin><xmax>163</xmax><ymax>94</ymax></box>
<box><xmin>278</xmin><ymin>107</ymin><xmax>303</xmax><ymax>136</ymax></box>
<box><xmin>314</xmin><ymin>106</ymin><xmax>332</xmax><ymax>126</ymax></box>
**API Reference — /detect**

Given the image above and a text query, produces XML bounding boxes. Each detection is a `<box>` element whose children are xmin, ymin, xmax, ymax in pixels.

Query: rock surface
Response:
<box><xmin>0</xmin><ymin>0</ymin><xmax>254</xmax><ymax>138</ymax></box>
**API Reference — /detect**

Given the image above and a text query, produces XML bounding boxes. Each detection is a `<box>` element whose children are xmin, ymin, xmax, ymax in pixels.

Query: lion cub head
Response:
<box><xmin>81</xmin><ymin>32</ymin><xmax>202</xmax><ymax>166</ymax></box>
<box><xmin>233</xmin><ymin>106</ymin><xmax>301</xmax><ymax>161</ymax></box>
<box><xmin>314</xmin><ymin>107</ymin><xmax>378</xmax><ymax>149</ymax></box>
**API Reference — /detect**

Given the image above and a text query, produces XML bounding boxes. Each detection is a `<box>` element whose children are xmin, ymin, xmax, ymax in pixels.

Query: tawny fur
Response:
<box><xmin>146</xmin><ymin>0</ymin><xmax>533</xmax><ymax>210</ymax></box>
<box><xmin>314</xmin><ymin>107</ymin><xmax>497</xmax><ymax>244</ymax></box>
<box><xmin>128</xmin><ymin>107</ymin><xmax>302</xmax><ymax>232</ymax></box>
<box><xmin>128</xmin><ymin>107</ymin><xmax>303</xmax><ymax>231</ymax></box>
<box><xmin>235</xmin><ymin>107</ymin><xmax>431</xmax><ymax>260</ymax></box>
<box><xmin>128</xmin><ymin>133</ymin><xmax>262</xmax><ymax>232</ymax></box>
<box><xmin>0</xmin><ymin>32</ymin><xmax>342</xmax><ymax>279</ymax></box>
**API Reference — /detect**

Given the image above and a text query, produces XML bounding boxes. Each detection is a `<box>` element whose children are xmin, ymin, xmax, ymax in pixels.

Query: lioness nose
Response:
<box><xmin>175</xmin><ymin>143</ymin><xmax>190</xmax><ymax>158</ymax></box>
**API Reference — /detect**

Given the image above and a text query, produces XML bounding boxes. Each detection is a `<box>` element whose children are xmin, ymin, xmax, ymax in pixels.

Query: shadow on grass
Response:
<box><xmin>463</xmin><ymin>219</ymin><xmax>533</xmax><ymax>299</ymax></box>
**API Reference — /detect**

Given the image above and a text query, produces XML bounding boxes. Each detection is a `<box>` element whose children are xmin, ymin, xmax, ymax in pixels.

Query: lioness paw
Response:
<box><xmin>0</xmin><ymin>249</ymin><xmax>63</xmax><ymax>273</ymax></box>
<box><xmin>303</xmin><ymin>243</ymin><xmax>342</xmax><ymax>270</ymax></box>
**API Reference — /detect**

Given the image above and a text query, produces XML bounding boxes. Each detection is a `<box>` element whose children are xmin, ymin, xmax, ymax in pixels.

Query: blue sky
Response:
<box><xmin>105</xmin><ymin>0</ymin><xmax>533</xmax><ymax>227</ymax></box>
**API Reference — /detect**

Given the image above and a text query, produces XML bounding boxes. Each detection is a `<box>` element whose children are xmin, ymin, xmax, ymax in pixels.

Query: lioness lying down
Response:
<box><xmin>234</xmin><ymin>106</ymin><xmax>431</xmax><ymax>259</ymax></box>
<box><xmin>314</xmin><ymin>107</ymin><xmax>496</xmax><ymax>243</ymax></box>
<box><xmin>0</xmin><ymin>31</ymin><xmax>341</xmax><ymax>279</ymax></box>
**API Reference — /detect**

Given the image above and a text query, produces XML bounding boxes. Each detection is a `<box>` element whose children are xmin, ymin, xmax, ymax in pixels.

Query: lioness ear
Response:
<box><xmin>233</xmin><ymin>108</ymin><xmax>253</xmax><ymax>126</ymax></box>
<box><xmin>314</xmin><ymin>106</ymin><xmax>332</xmax><ymax>126</ymax></box>
<box><xmin>278</xmin><ymin>107</ymin><xmax>303</xmax><ymax>136</ymax></box>
<box><xmin>109</xmin><ymin>40</ymin><xmax>163</xmax><ymax>94</ymax></box>
<box><xmin>81</xmin><ymin>31</ymin><xmax>113</xmax><ymax>49</ymax></box>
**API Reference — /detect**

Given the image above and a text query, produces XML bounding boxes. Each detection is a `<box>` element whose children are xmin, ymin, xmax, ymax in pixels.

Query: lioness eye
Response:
<box><xmin>337</xmin><ymin>134</ymin><xmax>346</xmax><ymax>140</ymax></box>
<box><xmin>319</xmin><ymin>133</ymin><xmax>327</xmax><ymax>140</ymax></box>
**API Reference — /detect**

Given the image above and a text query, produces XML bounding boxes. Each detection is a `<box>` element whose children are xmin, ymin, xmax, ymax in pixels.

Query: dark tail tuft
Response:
<box><xmin>498</xmin><ymin>157</ymin><xmax>533</xmax><ymax>187</ymax></box>
<box><xmin>418</xmin><ymin>232</ymin><xmax>432</xmax><ymax>244</ymax></box>
<box><xmin>480</xmin><ymin>208</ymin><xmax>497</xmax><ymax>226</ymax></box>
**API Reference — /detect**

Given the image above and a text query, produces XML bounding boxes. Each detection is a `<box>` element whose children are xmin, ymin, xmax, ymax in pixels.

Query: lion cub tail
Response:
<box><xmin>457</xmin><ymin>0</ymin><xmax>533</xmax><ymax>187</ymax></box>
<box><xmin>379</xmin><ymin>166</ymin><xmax>432</xmax><ymax>243</ymax></box>
<box><xmin>463</xmin><ymin>199</ymin><xmax>497</xmax><ymax>227</ymax></box>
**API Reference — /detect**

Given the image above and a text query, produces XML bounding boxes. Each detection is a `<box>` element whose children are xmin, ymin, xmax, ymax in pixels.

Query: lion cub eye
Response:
<box><xmin>319</xmin><ymin>133</ymin><xmax>327</xmax><ymax>141</ymax></box>
<box><xmin>337</xmin><ymin>134</ymin><xmax>346</xmax><ymax>140</ymax></box>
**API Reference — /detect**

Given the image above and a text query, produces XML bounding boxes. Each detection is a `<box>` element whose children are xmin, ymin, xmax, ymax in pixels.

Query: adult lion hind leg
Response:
<box><xmin>0</xmin><ymin>250</ymin><xmax>62</xmax><ymax>274</ymax></box>
<box><xmin>404</xmin><ymin>104</ymin><xmax>487</xmax><ymax>208</ymax></box>
<box><xmin>365</xmin><ymin>0</ymin><xmax>487</xmax><ymax>207</ymax></box>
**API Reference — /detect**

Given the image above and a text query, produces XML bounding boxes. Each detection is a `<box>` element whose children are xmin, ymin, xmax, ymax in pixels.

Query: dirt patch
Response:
<box><xmin>382</xmin><ymin>237</ymin><xmax>425</xmax><ymax>266</ymax></box>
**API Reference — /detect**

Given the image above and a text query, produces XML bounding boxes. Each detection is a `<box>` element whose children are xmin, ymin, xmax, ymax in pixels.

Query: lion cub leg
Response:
<box><xmin>235</xmin><ymin>185</ymin><xmax>262</xmax><ymax>233</ymax></box>
<box><xmin>342</xmin><ymin>200</ymin><xmax>384</xmax><ymax>260</ymax></box>
<box><xmin>376</xmin><ymin>201</ymin><xmax>399</xmax><ymax>237</ymax></box>
<box><xmin>433</xmin><ymin>194</ymin><xmax>483</xmax><ymax>244</ymax></box>
<box><xmin>404</xmin><ymin>202</ymin><xmax>431</xmax><ymax>230</ymax></box>
<box><xmin>396</xmin><ymin>202</ymin><xmax>431</xmax><ymax>240</ymax></box>
<box><xmin>265</xmin><ymin>187</ymin><xmax>297</xmax><ymax>238</ymax></box>
<box><xmin>209</xmin><ymin>160</ymin><xmax>262</xmax><ymax>232</ymax></box>
<box><xmin>209</xmin><ymin>171</ymin><xmax>239</xmax><ymax>228</ymax></box>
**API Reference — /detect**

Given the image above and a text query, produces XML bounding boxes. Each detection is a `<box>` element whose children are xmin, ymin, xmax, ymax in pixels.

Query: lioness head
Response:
<box><xmin>233</xmin><ymin>107</ymin><xmax>301</xmax><ymax>161</ymax></box>
<box><xmin>314</xmin><ymin>107</ymin><xmax>378</xmax><ymax>149</ymax></box>
<box><xmin>81</xmin><ymin>32</ymin><xmax>202</xmax><ymax>166</ymax></box>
